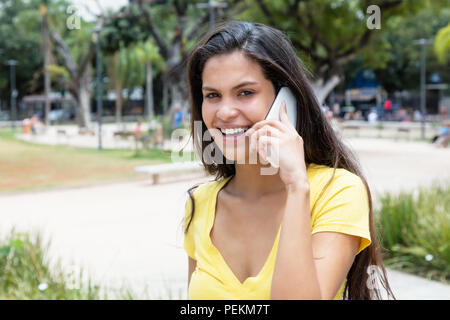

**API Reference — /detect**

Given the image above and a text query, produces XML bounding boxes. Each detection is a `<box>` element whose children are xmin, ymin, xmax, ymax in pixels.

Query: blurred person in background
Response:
<box><xmin>383</xmin><ymin>99</ymin><xmax>392</xmax><ymax>121</ymax></box>
<box><xmin>30</xmin><ymin>114</ymin><xmax>43</xmax><ymax>135</ymax></box>
<box><xmin>174</xmin><ymin>107</ymin><xmax>185</xmax><ymax>128</ymax></box>
<box><xmin>413</xmin><ymin>109</ymin><xmax>422</xmax><ymax>122</ymax></box>
<box><xmin>432</xmin><ymin>120</ymin><xmax>450</xmax><ymax>148</ymax></box>
<box><xmin>134</xmin><ymin>120</ymin><xmax>143</xmax><ymax>140</ymax></box>
<box><xmin>368</xmin><ymin>109</ymin><xmax>378</xmax><ymax>124</ymax></box>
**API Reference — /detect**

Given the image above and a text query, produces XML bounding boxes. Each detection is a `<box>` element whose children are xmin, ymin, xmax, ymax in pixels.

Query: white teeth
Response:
<box><xmin>220</xmin><ymin>127</ymin><xmax>249</xmax><ymax>135</ymax></box>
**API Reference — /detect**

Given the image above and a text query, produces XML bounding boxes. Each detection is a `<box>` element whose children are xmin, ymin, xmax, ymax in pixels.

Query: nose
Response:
<box><xmin>216</xmin><ymin>103</ymin><xmax>240</xmax><ymax>122</ymax></box>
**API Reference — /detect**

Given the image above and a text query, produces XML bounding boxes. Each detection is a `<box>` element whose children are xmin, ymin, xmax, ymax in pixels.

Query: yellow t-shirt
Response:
<box><xmin>184</xmin><ymin>163</ymin><xmax>371</xmax><ymax>300</ymax></box>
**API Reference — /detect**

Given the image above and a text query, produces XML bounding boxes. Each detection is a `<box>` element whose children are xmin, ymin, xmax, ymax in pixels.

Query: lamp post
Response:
<box><xmin>197</xmin><ymin>0</ymin><xmax>228</xmax><ymax>31</ymax></box>
<box><xmin>5</xmin><ymin>60</ymin><xmax>18</xmax><ymax>130</ymax></box>
<box><xmin>94</xmin><ymin>26</ymin><xmax>103</xmax><ymax>151</ymax></box>
<box><xmin>413</xmin><ymin>38</ymin><xmax>432</xmax><ymax>140</ymax></box>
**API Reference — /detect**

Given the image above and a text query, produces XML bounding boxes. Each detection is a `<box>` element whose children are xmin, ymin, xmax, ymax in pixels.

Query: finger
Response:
<box><xmin>253</xmin><ymin>125</ymin><xmax>282</xmax><ymax>139</ymax></box>
<box><xmin>257</xmin><ymin>137</ymin><xmax>269</xmax><ymax>163</ymax></box>
<box><xmin>258</xmin><ymin>144</ymin><xmax>268</xmax><ymax>163</ymax></box>
<box><xmin>250</xmin><ymin>125</ymin><xmax>281</xmax><ymax>153</ymax></box>
<box><xmin>258</xmin><ymin>135</ymin><xmax>279</xmax><ymax>147</ymax></box>
<box><xmin>260</xmin><ymin>140</ymin><xmax>279</xmax><ymax>167</ymax></box>
<box><xmin>250</xmin><ymin>125</ymin><xmax>265</xmax><ymax>154</ymax></box>
<box><xmin>246</xmin><ymin>119</ymin><xmax>287</xmax><ymax>135</ymax></box>
<box><xmin>258</xmin><ymin>136</ymin><xmax>279</xmax><ymax>165</ymax></box>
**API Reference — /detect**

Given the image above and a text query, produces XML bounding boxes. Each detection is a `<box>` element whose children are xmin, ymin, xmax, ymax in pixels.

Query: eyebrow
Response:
<box><xmin>202</xmin><ymin>81</ymin><xmax>258</xmax><ymax>92</ymax></box>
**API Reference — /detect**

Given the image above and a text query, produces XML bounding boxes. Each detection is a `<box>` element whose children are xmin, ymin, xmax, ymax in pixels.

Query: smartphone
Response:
<box><xmin>263</xmin><ymin>87</ymin><xmax>298</xmax><ymax>168</ymax></box>
<box><xmin>265</xmin><ymin>87</ymin><xmax>297</xmax><ymax>127</ymax></box>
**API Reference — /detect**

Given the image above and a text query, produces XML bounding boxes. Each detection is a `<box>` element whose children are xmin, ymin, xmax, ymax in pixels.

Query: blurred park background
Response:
<box><xmin>0</xmin><ymin>0</ymin><xmax>450</xmax><ymax>299</ymax></box>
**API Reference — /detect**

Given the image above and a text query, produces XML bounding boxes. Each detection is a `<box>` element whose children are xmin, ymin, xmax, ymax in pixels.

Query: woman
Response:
<box><xmin>183</xmin><ymin>21</ymin><xmax>394</xmax><ymax>300</ymax></box>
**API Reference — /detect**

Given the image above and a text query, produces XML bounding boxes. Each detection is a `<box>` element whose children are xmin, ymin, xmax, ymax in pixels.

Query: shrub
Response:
<box><xmin>376</xmin><ymin>181</ymin><xmax>450</xmax><ymax>283</ymax></box>
<box><xmin>0</xmin><ymin>230</ymin><xmax>132</xmax><ymax>299</ymax></box>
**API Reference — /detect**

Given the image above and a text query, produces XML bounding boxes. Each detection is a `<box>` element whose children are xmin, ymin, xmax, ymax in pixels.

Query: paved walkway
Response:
<box><xmin>1</xmin><ymin>137</ymin><xmax>450</xmax><ymax>299</ymax></box>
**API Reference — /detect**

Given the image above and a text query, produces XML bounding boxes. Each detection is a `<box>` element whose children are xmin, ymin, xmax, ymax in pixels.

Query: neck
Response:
<box><xmin>224</xmin><ymin>162</ymin><xmax>289</xmax><ymax>200</ymax></box>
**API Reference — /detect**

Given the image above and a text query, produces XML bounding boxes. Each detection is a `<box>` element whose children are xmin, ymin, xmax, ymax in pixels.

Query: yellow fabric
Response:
<box><xmin>184</xmin><ymin>163</ymin><xmax>371</xmax><ymax>300</ymax></box>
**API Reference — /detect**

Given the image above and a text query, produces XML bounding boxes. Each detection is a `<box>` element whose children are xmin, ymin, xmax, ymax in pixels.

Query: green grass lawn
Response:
<box><xmin>0</xmin><ymin>129</ymin><xmax>194</xmax><ymax>193</ymax></box>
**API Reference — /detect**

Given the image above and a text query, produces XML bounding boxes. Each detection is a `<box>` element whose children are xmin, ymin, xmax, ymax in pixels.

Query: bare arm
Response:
<box><xmin>271</xmin><ymin>183</ymin><xmax>359</xmax><ymax>300</ymax></box>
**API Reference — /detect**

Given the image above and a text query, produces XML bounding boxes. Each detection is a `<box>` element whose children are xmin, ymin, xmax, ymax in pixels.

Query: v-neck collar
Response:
<box><xmin>206</xmin><ymin>175</ymin><xmax>282</xmax><ymax>290</ymax></box>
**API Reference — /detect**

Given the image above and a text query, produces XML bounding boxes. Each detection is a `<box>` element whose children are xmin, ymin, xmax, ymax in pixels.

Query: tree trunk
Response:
<box><xmin>168</xmin><ymin>81</ymin><xmax>186</xmax><ymax>113</ymax></box>
<box><xmin>145</xmin><ymin>61</ymin><xmax>154</xmax><ymax>119</ymax></box>
<box><xmin>115</xmin><ymin>77</ymin><xmax>123</xmax><ymax>125</ymax></box>
<box><xmin>42</xmin><ymin>8</ymin><xmax>51</xmax><ymax>127</ymax></box>
<box><xmin>162</xmin><ymin>75</ymin><xmax>168</xmax><ymax>115</ymax></box>
<box><xmin>49</xmin><ymin>21</ymin><xmax>100</xmax><ymax>130</ymax></box>
<box><xmin>311</xmin><ymin>74</ymin><xmax>342</xmax><ymax>106</ymax></box>
<box><xmin>77</xmin><ymin>64</ymin><xmax>92</xmax><ymax>129</ymax></box>
<box><xmin>166</xmin><ymin>66</ymin><xmax>188</xmax><ymax>115</ymax></box>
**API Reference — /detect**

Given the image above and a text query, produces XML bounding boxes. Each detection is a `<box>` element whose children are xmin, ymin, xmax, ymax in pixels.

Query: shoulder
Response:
<box><xmin>187</xmin><ymin>177</ymin><xmax>230</xmax><ymax>201</ymax></box>
<box><xmin>307</xmin><ymin>163</ymin><xmax>368</xmax><ymax>213</ymax></box>
<box><xmin>185</xmin><ymin>176</ymin><xmax>233</xmax><ymax>213</ymax></box>
<box><xmin>307</xmin><ymin>164</ymin><xmax>372</xmax><ymax>253</ymax></box>
<box><xmin>307</xmin><ymin>163</ymin><xmax>365</xmax><ymax>192</ymax></box>
<box><xmin>184</xmin><ymin>176</ymin><xmax>232</xmax><ymax>236</ymax></box>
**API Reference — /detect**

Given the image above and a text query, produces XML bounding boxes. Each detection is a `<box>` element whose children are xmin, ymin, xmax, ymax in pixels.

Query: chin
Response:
<box><xmin>209</xmin><ymin>130</ymin><xmax>252</xmax><ymax>165</ymax></box>
<box><xmin>220</xmin><ymin>144</ymin><xmax>252</xmax><ymax>165</ymax></box>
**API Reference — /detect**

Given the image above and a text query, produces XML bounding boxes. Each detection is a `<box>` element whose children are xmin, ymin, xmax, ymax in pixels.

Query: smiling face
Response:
<box><xmin>201</xmin><ymin>50</ymin><xmax>276</xmax><ymax>163</ymax></box>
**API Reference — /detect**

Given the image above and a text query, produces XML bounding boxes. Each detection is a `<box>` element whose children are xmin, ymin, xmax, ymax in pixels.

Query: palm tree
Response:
<box><xmin>134</xmin><ymin>40</ymin><xmax>163</xmax><ymax>120</ymax></box>
<box><xmin>106</xmin><ymin>50</ymin><xmax>125</xmax><ymax>125</ymax></box>
<box><xmin>105</xmin><ymin>40</ymin><xmax>163</xmax><ymax>125</ymax></box>
<box><xmin>39</xmin><ymin>1</ymin><xmax>51</xmax><ymax>126</ymax></box>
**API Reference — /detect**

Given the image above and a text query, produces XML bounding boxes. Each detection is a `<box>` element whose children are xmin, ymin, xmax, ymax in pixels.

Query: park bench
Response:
<box><xmin>395</xmin><ymin>127</ymin><xmax>411</xmax><ymax>141</ymax></box>
<box><xmin>113</xmin><ymin>130</ymin><xmax>155</xmax><ymax>150</ymax></box>
<box><xmin>78</xmin><ymin>128</ymin><xmax>95</xmax><ymax>136</ymax></box>
<box><xmin>134</xmin><ymin>161</ymin><xmax>204</xmax><ymax>184</ymax></box>
<box><xmin>113</xmin><ymin>131</ymin><xmax>135</xmax><ymax>139</ymax></box>
<box><xmin>113</xmin><ymin>130</ymin><xmax>137</xmax><ymax>149</ymax></box>
<box><xmin>56</xmin><ymin>128</ymin><xmax>70</xmax><ymax>144</ymax></box>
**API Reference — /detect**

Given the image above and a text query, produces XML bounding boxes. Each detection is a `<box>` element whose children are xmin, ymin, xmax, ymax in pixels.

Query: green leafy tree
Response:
<box><xmin>102</xmin><ymin>0</ymin><xmax>246</xmax><ymax>115</ymax></box>
<box><xmin>435</xmin><ymin>23</ymin><xmax>450</xmax><ymax>64</ymax></box>
<box><xmin>49</xmin><ymin>16</ymin><xmax>100</xmax><ymax>129</ymax></box>
<box><xmin>106</xmin><ymin>40</ymin><xmax>163</xmax><ymax>124</ymax></box>
<box><xmin>40</xmin><ymin>1</ymin><xmax>52</xmax><ymax>126</ymax></box>
<box><xmin>372</xmin><ymin>4</ymin><xmax>450</xmax><ymax>94</ymax></box>
<box><xmin>135</xmin><ymin>40</ymin><xmax>164</xmax><ymax>119</ymax></box>
<box><xmin>239</xmin><ymin>0</ymin><xmax>436</xmax><ymax>104</ymax></box>
<box><xmin>106</xmin><ymin>51</ymin><xmax>125</xmax><ymax>124</ymax></box>
<box><xmin>0</xmin><ymin>0</ymin><xmax>78</xmax><ymax>122</ymax></box>
<box><xmin>0</xmin><ymin>0</ymin><xmax>42</xmax><ymax>106</ymax></box>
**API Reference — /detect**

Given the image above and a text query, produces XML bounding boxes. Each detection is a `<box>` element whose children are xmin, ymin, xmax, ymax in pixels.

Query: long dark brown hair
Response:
<box><xmin>184</xmin><ymin>21</ymin><xmax>395</xmax><ymax>300</ymax></box>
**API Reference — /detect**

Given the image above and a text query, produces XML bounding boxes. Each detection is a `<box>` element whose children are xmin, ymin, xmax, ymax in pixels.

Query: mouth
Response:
<box><xmin>219</xmin><ymin>127</ymin><xmax>251</xmax><ymax>137</ymax></box>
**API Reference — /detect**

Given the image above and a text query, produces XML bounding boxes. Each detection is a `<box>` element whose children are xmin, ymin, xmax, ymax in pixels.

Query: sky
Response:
<box><xmin>70</xmin><ymin>0</ymin><xmax>129</xmax><ymax>21</ymax></box>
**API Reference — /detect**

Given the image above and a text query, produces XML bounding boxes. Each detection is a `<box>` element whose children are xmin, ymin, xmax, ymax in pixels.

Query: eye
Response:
<box><xmin>205</xmin><ymin>92</ymin><xmax>219</xmax><ymax>99</ymax></box>
<box><xmin>239</xmin><ymin>90</ymin><xmax>253</xmax><ymax>97</ymax></box>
